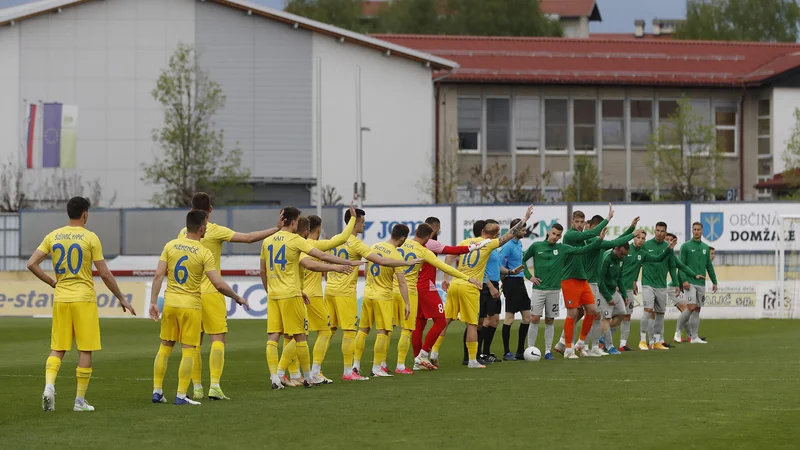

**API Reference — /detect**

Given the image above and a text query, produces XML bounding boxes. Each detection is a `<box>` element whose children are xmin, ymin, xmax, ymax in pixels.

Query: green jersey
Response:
<box><xmin>562</xmin><ymin>218</ymin><xmax>608</xmax><ymax>281</ymax></box>
<box><xmin>586</xmin><ymin>226</ymin><xmax>635</xmax><ymax>284</ymax></box>
<box><xmin>679</xmin><ymin>239</ymin><xmax>718</xmax><ymax>286</ymax></box>
<box><xmin>598</xmin><ymin>249</ymin><xmax>627</xmax><ymax>303</ymax></box>
<box><xmin>641</xmin><ymin>238</ymin><xmax>699</xmax><ymax>288</ymax></box>
<box><xmin>522</xmin><ymin>239</ymin><xmax>603</xmax><ymax>291</ymax></box>
<box><xmin>621</xmin><ymin>243</ymin><xmax>671</xmax><ymax>290</ymax></box>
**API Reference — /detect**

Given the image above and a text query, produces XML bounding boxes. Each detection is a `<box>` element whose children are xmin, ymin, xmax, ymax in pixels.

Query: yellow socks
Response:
<box><xmin>432</xmin><ymin>336</ymin><xmax>444</xmax><ymax>354</ymax></box>
<box><xmin>209</xmin><ymin>341</ymin><xmax>224</xmax><ymax>387</ymax></box>
<box><xmin>342</xmin><ymin>331</ymin><xmax>356</xmax><ymax>373</ymax></box>
<box><xmin>396</xmin><ymin>329</ymin><xmax>412</xmax><ymax>368</ymax></box>
<box><xmin>153</xmin><ymin>344</ymin><xmax>173</xmax><ymax>392</ymax></box>
<box><xmin>466</xmin><ymin>341</ymin><xmax>478</xmax><ymax>361</ymax></box>
<box><xmin>191</xmin><ymin>346</ymin><xmax>203</xmax><ymax>388</ymax></box>
<box><xmin>75</xmin><ymin>367</ymin><xmax>92</xmax><ymax>401</ymax></box>
<box><xmin>313</xmin><ymin>329</ymin><xmax>332</xmax><ymax>367</ymax></box>
<box><xmin>45</xmin><ymin>356</ymin><xmax>61</xmax><ymax>388</ymax></box>
<box><xmin>354</xmin><ymin>330</ymin><xmax>368</xmax><ymax>363</ymax></box>
<box><xmin>278</xmin><ymin>339</ymin><xmax>297</xmax><ymax>375</ymax></box>
<box><xmin>373</xmin><ymin>334</ymin><xmax>388</xmax><ymax>370</ymax></box>
<box><xmin>266</xmin><ymin>341</ymin><xmax>279</xmax><ymax>376</ymax></box>
<box><xmin>177</xmin><ymin>348</ymin><xmax>194</xmax><ymax>397</ymax></box>
<box><xmin>296</xmin><ymin>341</ymin><xmax>311</xmax><ymax>378</ymax></box>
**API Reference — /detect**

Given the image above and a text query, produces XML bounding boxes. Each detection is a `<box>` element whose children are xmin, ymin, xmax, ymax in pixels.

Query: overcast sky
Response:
<box><xmin>1</xmin><ymin>0</ymin><xmax>687</xmax><ymax>34</ymax></box>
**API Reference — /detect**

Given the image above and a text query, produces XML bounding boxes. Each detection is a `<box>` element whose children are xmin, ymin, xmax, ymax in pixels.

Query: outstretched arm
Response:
<box><xmin>498</xmin><ymin>205</ymin><xmax>534</xmax><ymax>246</ymax></box>
<box><xmin>300</xmin><ymin>257</ymin><xmax>353</xmax><ymax>274</ymax></box>
<box><xmin>365</xmin><ymin>252</ymin><xmax>422</xmax><ymax>267</ymax></box>
<box><xmin>95</xmin><ymin>260</ymin><xmax>136</xmax><ymax>315</ymax></box>
<box><xmin>308</xmin><ymin>247</ymin><xmax>364</xmax><ymax>266</ymax></box>
<box><xmin>230</xmin><ymin>212</ymin><xmax>285</xmax><ymax>243</ymax></box>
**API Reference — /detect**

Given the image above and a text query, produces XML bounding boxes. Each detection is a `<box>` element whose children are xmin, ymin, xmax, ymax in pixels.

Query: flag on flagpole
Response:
<box><xmin>26</xmin><ymin>104</ymin><xmax>37</xmax><ymax>169</ymax></box>
<box><xmin>41</xmin><ymin>103</ymin><xmax>79</xmax><ymax>169</ymax></box>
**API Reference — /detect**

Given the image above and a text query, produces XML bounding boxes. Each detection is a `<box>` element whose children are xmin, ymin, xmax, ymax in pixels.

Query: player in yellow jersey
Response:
<box><xmin>27</xmin><ymin>197</ymin><xmax>137</xmax><ymax>413</ymax></box>
<box><xmin>260</xmin><ymin>207</ymin><xmax>363</xmax><ymax>390</ymax></box>
<box><xmin>443</xmin><ymin>205</ymin><xmax>534</xmax><ymax>369</ymax></box>
<box><xmin>149</xmin><ymin>211</ymin><xmax>249</xmax><ymax>406</ymax></box>
<box><xmin>325</xmin><ymin>208</ymin><xmax>424</xmax><ymax>381</ymax></box>
<box><xmin>179</xmin><ymin>193</ymin><xmax>283</xmax><ymax>401</ymax></box>
<box><xmin>353</xmin><ymin>224</ymin><xmax>423</xmax><ymax>378</ymax></box>
<box><xmin>390</xmin><ymin>223</ymin><xmax>482</xmax><ymax>374</ymax></box>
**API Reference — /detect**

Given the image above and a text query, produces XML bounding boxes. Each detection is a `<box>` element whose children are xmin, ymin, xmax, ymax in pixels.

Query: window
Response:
<box><xmin>758</xmin><ymin>176</ymin><xmax>772</xmax><ymax>198</ymax></box>
<box><xmin>573</xmin><ymin>99</ymin><xmax>596</xmax><ymax>152</ymax></box>
<box><xmin>515</xmin><ymin>97</ymin><xmax>540</xmax><ymax>152</ymax></box>
<box><xmin>602</xmin><ymin>100</ymin><xmax>624</xmax><ymax>147</ymax></box>
<box><xmin>715</xmin><ymin>104</ymin><xmax>737</xmax><ymax>155</ymax></box>
<box><xmin>758</xmin><ymin>158</ymin><xmax>772</xmax><ymax>177</ymax></box>
<box><xmin>545</xmin><ymin>99</ymin><xmax>567</xmax><ymax>151</ymax></box>
<box><xmin>658</xmin><ymin>100</ymin><xmax>680</xmax><ymax>146</ymax></box>
<box><xmin>758</xmin><ymin>99</ymin><xmax>771</xmax><ymax>157</ymax></box>
<box><xmin>458</xmin><ymin>97</ymin><xmax>481</xmax><ymax>153</ymax></box>
<box><xmin>630</xmin><ymin>100</ymin><xmax>653</xmax><ymax>148</ymax></box>
<box><xmin>486</xmin><ymin>98</ymin><xmax>510</xmax><ymax>153</ymax></box>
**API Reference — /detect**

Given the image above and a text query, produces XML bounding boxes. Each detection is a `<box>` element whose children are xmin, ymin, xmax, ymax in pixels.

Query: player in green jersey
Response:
<box><xmin>676</xmin><ymin>222</ymin><xmax>718</xmax><ymax>344</ymax></box>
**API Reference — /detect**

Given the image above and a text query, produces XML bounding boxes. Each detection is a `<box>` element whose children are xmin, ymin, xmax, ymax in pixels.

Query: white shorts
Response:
<box><xmin>625</xmin><ymin>290</ymin><xmax>635</xmax><ymax>315</ymax></box>
<box><xmin>667</xmin><ymin>288</ymin><xmax>685</xmax><ymax>307</ymax></box>
<box><xmin>686</xmin><ymin>285</ymin><xmax>706</xmax><ymax>307</ymax></box>
<box><xmin>642</xmin><ymin>286</ymin><xmax>667</xmax><ymax>314</ymax></box>
<box><xmin>531</xmin><ymin>289</ymin><xmax>560</xmax><ymax>318</ymax></box>
<box><xmin>598</xmin><ymin>291</ymin><xmax>626</xmax><ymax>319</ymax></box>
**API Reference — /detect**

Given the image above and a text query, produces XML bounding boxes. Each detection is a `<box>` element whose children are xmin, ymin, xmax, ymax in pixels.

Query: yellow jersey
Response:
<box><xmin>160</xmin><ymin>236</ymin><xmax>216</xmax><ymax>309</ymax></box>
<box><xmin>179</xmin><ymin>222</ymin><xmax>235</xmax><ymax>294</ymax></box>
<box><xmin>261</xmin><ymin>230</ymin><xmax>315</xmax><ymax>300</ymax></box>
<box><xmin>452</xmin><ymin>238</ymin><xmax>501</xmax><ymax>291</ymax></box>
<box><xmin>36</xmin><ymin>226</ymin><xmax>104</xmax><ymax>303</ymax></box>
<box><xmin>393</xmin><ymin>239</ymin><xmax>469</xmax><ymax>295</ymax></box>
<box><xmin>364</xmin><ymin>242</ymin><xmax>403</xmax><ymax>300</ymax></box>
<box><xmin>325</xmin><ymin>235</ymin><xmax>373</xmax><ymax>297</ymax></box>
<box><xmin>298</xmin><ymin>217</ymin><xmax>358</xmax><ymax>297</ymax></box>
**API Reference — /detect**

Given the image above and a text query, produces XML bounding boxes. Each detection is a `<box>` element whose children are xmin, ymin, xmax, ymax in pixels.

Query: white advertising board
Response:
<box><xmin>573</xmin><ymin>203</ymin><xmax>686</xmax><ymax>243</ymax></box>
<box><xmin>690</xmin><ymin>203</ymin><xmax>798</xmax><ymax>251</ymax></box>
<box><xmin>359</xmin><ymin>206</ymin><xmax>453</xmax><ymax>246</ymax></box>
<box><xmin>454</xmin><ymin>205</ymin><xmax>568</xmax><ymax>249</ymax></box>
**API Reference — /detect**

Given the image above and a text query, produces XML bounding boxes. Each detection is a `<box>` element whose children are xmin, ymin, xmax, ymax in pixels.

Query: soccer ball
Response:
<box><xmin>523</xmin><ymin>346</ymin><xmax>541</xmax><ymax>362</ymax></box>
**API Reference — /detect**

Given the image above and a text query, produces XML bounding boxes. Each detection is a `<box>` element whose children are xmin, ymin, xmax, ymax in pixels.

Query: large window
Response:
<box><xmin>630</xmin><ymin>100</ymin><xmax>653</xmax><ymax>148</ymax></box>
<box><xmin>715</xmin><ymin>104</ymin><xmax>737</xmax><ymax>155</ymax></box>
<box><xmin>545</xmin><ymin>99</ymin><xmax>568</xmax><ymax>151</ymax></box>
<box><xmin>573</xmin><ymin>99</ymin><xmax>596</xmax><ymax>152</ymax></box>
<box><xmin>457</xmin><ymin>97</ymin><xmax>481</xmax><ymax>153</ymax></box>
<box><xmin>602</xmin><ymin>100</ymin><xmax>624</xmax><ymax>147</ymax></box>
<box><xmin>486</xmin><ymin>98</ymin><xmax>510</xmax><ymax>153</ymax></box>
<box><xmin>515</xmin><ymin>97</ymin><xmax>540</xmax><ymax>152</ymax></box>
<box><xmin>658</xmin><ymin>100</ymin><xmax>680</xmax><ymax>146</ymax></box>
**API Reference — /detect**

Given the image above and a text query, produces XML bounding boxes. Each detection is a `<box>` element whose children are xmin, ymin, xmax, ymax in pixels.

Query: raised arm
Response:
<box><xmin>230</xmin><ymin>212</ymin><xmax>285</xmax><ymax>244</ymax></box>
<box><xmin>95</xmin><ymin>259</ymin><xmax>136</xmax><ymax>315</ymax></box>
<box><xmin>313</xmin><ymin>215</ymin><xmax>357</xmax><ymax>251</ymax></box>
<box><xmin>598</xmin><ymin>231</ymin><xmax>633</xmax><ymax>250</ymax></box>
<box><xmin>565</xmin><ymin>234</ymin><xmax>606</xmax><ymax>255</ymax></box>
<box><xmin>498</xmin><ymin>205</ymin><xmax>534</xmax><ymax>246</ymax></box>
<box><xmin>148</xmin><ymin>261</ymin><xmax>168</xmax><ymax>321</ymax></box>
<box><xmin>26</xmin><ymin>250</ymin><xmax>56</xmax><ymax>289</ymax></box>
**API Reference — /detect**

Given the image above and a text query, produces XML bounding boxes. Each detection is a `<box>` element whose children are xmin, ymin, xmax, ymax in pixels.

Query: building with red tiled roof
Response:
<box><xmin>376</xmin><ymin>34</ymin><xmax>799</xmax><ymax>201</ymax></box>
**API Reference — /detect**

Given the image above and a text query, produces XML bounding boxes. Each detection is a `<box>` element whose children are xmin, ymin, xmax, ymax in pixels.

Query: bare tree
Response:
<box><xmin>416</xmin><ymin>133</ymin><xmax>460</xmax><ymax>204</ymax></box>
<box><xmin>466</xmin><ymin>162</ymin><xmax>549</xmax><ymax>204</ymax></box>
<box><xmin>35</xmin><ymin>171</ymin><xmax>115</xmax><ymax>209</ymax></box>
<box><xmin>320</xmin><ymin>185</ymin><xmax>343</xmax><ymax>206</ymax></box>
<box><xmin>0</xmin><ymin>157</ymin><xmax>30</xmax><ymax>212</ymax></box>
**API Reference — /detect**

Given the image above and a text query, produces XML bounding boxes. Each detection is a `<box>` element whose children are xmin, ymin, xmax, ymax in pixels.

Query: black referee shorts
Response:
<box><xmin>479</xmin><ymin>280</ymin><xmax>502</xmax><ymax>319</ymax></box>
<box><xmin>503</xmin><ymin>277</ymin><xmax>530</xmax><ymax>313</ymax></box>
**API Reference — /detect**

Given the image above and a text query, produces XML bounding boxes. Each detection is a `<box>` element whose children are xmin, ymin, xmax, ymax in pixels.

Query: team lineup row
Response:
<box><xmin>27</xmin><ymin>195</ymin><xmax>717</xmax><ymax>411</ymax></box>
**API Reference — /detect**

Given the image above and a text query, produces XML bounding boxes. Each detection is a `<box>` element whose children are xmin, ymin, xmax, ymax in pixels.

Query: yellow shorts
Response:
<box><xmin>393</xmin><ymin>292</ymin><xmax>418</xmax><ymax>330</ymax></box>
<box><xmin>360</xmin><ymin>297</ymin><xmax>393</xmax><ymax>331</ymax></box>
<box><xmin>267</xmin><ymin>296</ymin><xmax>307</xmax><ymax>336</ymax></box>
<box><xmin>306</xmin><ymin>296</ymin><xmax>330</xmax><ymax>332</ymax></box>
<box><xmin>444</xmin><ymin>283</ymin><xmax>479</xmax><ymax>326</ymax></box>
<box><xmin>201</xmin><ymin>292</ymin><xmax>228</xmax><ymax>335</ymax></box>
<box><xmin>326</xmin><ymin>295</ymin><xmax>358</xmax><ymax>331</ymax></box>
<box><xmin>160</xmin><ymin>306</ymin><xmax>202</xmax><ymax>347</ymax></box>
<box><xmin>51</xmin><ymin>301</ymin><xmax>101</xmax><ymax>352</ymax></box>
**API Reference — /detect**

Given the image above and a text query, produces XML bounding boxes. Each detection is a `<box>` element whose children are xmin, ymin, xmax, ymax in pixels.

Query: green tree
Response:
<box><xmin>286</xmin><ymin>0</ymin><xmax>368</xmax><ymax>32</ymax></box>
<box><xmin>444</xmin><ymin>0</ymin><xmax>562</xmax><ymax>36</ymax></box>
<box><xmin>778</xmin><ymin>108</ymin><xmax>800</xmax><ymax>198</ymax></box>
<box><xmin>646</xmin><ymin>98</ymin><xmax>725</xmax><ymax>201</ymax></box>
<box><xmin>378</xmin><ymin>0</ymin><xmax>441</xmax><ymax>34</ymax></box>
<box><xmin>561</xmin><ymin>155</ymin><xmax>602</xmax><ymax>202</ymax></box>
<box><xmin>676</xmin><ymin>0</ymin><xmax>800</xmax><ymax>42</ymax></box>
<box><xmin>142</xmin><ymin>44</ymin><xmax>251</xmax><ymax>208</ymax></box>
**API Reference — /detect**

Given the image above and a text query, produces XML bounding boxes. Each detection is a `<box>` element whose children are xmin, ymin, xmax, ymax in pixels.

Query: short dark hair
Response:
<box><xmin>655</xmin><ymin>221</ymin><xmax>667</xmax><ymax>230</ymax></box>
<box><xmin>425</xmin><ymin>217</ymin><xmax>440</xmax><ymax>226</ymax></box>
<box><xmin>282</xmin><ymin>207</ymin><xmax>301</xmax><ymax>224</ymax></box>
<box><xmin>297</xmin><ymin>217</ymin><xmax>310</xmax><ymax>235</ymax></box>
<box><xmin>308</xmin><ymin>215</ymin><xmax>322</xmax><ymax>232</ymax></box>
<box><xmin>186</xmin><ymin>210</ymin><xmax>208</xmax><ymax>233</ymax></box>
<box><xmin>485</xmin><ymin>219</ymin><xmax>499</xmax><ymax>225</ymax></box>
<box><xmin>191</xmin><ymin>192</ymin><xmax>211</xmax><ymax>212</ymax></box>
<box><xmin>510</xmin><ymin>218</ymin><xmax>522</xmax><ymax>229</ymax></box>
<box><xmin>66</xmin><ymin>197</ymin><xmax>90</xmax><ymax>219</ymax></box>
<box><xmin>709</xmin><ymin>246</ymin><xmax>715</xmax><ymax>251</ymax></box>
<box><xmin>692</xmin><ymin>221</ymin><xmax>703</xmax><ymax>228</ymax></box>
<box><xmin>391</xmin><ymin>224</ymin><xmax>410</xmax><ymax>240</ymax></box>
<box><xmin>415</xmin><ymin>223</ymin><xmax>434</xmax><ymax>239</ymax></box>
<box><xmin>552</xmin><ymin>223</ymin><xmax>564</xmax><ymax>232</ymax></box>
<box><xmin>472</xmin><ymin>220</ymin><xmax>486</xmax><ymax>238</ymax></box>
<box><xmin>617</xmin><ymin>242</ymin><xmax>630</xmax><ymax>250</ymax></box>
<box><xmin>573</xmin><ymin>210</ymin><xmax>585</xmax><ymax>219</ymax></box>
<box><xmin>344</xmin><ymin>208</ymin><xmax>366</xmax><ymax>224</ymax></box>
<box><xmin>589</xmin><ymin>215</ymin><xmax>604</xmax><ymax>226</ymax></box>
<box><xmin>666</xmin><ymin>233</ymin><xmax>677</xmax><ymax>240</ymax></box>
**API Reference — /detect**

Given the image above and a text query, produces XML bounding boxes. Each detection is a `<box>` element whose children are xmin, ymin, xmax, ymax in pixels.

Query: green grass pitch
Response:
<box><xmin>1</xmin><ymin>318</ymin><xmax>799</xmax><ymax>449</ymax></box>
